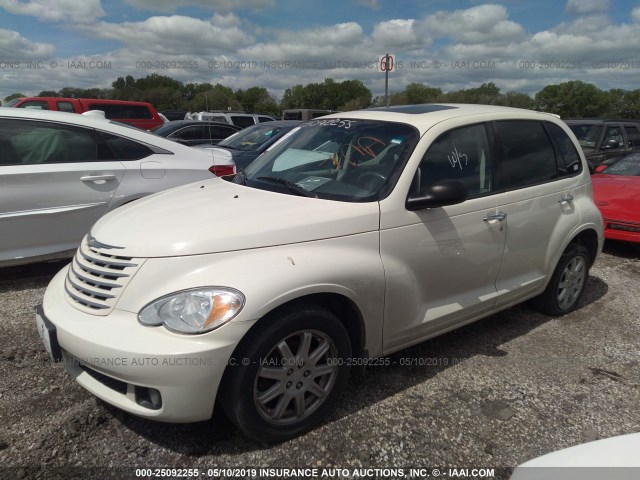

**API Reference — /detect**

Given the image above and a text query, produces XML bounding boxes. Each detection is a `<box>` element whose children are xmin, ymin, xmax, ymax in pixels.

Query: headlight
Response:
<box><xmin>138</xmin><ymin>287</ymin><xmax>245</xmax><ymax>334</ymax></box>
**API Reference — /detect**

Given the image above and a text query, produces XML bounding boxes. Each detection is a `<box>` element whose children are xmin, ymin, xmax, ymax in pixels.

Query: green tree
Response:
<box><xmin>493</xmin><ymin>91</ymin><xmax>534</xmax><ymax>109</ymax></box>
<box><xmin>38</xmin><ymin>90</ymin><xmax>59</xmax><ymax>97</ymax></box>
<box><xmin>403</xmin><ymin>83</ymin><xmax>442</xmax><ymax>104</ymax></box>
<box><xmin>235</xmin><ymin>87</ymin><xmax>277</xmax><ymax>113</ymax></box>
<box><xmin>618</xmin><ymin>90</ymin><xmax>640</xmax><ymax>119</ymax></box>
<box><xmin>281</xmin><ymin>84</ymin><xmax>307</xmax><ymax>109</ymax></box>
<box><xmin>188</xmin><ymin>84</ymin><xmax>241</xmax><ymax>111</ymax></box>
<box><xmin>3</xmin><ymin>92</ymin><xmax>25</xmax><ymax>103</ymax></box>
<box><xmin>534</xmin><ymin>81</ymin><xmax>608</xmax><ymax>117</ymax></box>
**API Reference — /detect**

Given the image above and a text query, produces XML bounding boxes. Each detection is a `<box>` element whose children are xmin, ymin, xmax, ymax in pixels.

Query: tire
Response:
<box><xmin>529</xmin><ymin>243</ymin><xmax>590</xmax><ymax>316</ymax></box>
<box><xmin>220</xmin><ymin>305</ymin><xmax>352</xmax><ymax>443</ymax></box>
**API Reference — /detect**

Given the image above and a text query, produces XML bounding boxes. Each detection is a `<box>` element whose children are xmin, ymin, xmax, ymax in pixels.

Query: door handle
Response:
<box><xmin>483</xmin><ymin>211</ymin><xmax>507</xmax><ymax>222</ymax></box>
<box><xmin>80</xmin><ymin>174</ymin><xmax>116</xmax><ymax>182</ymax></box>
<box><xmin>558</xmin><ymin>193</ymin><xmax>574</xmax><ymax>203</ymax></box>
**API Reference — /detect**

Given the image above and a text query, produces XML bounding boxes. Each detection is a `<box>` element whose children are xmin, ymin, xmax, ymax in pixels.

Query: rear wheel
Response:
<box><xmin>220</xmin><ymin>306</ymin><xmax>351</xmax><ymax>443</ymax></box>
<box><xmin>529</xmin><ymin>243</ymin><xmax>590</xmax><ymax>316</ymax></box>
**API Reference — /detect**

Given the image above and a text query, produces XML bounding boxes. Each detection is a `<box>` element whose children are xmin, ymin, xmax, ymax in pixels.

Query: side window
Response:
<box><xmin>57</xmin><ymin>101</ymin><xmax>75</xmax><ymax>113</ymax></box>
<box><xmin>258</xmin><ymin>116</ymin><xmax>274</xmax><ymax>123</ymax></box>
<box><xmin>0</xmin><ymin>119</ymin><xmax>98</xmax><ymax>165</ymax></box>
<box><xmin>231</xmin><ymin>116</ymin><xmax>256</xmax><ymax>128</ymax></box>
<box><xmin>88</xmin><ymin>103</ymin><xmax>118</xmax><ymax>118</ymax></box>
<box><xmin>208</xmin><ymin>126</ymin><xmax>236</xmax><ymax>140</ymax></box>
<box><xmin>97</xmin><ymin>132</ymin><xmax>153</xmax><ymax>160</ymax></box>
<box><xmin>417</xmin><ymin>124</ymin><xmax>493</xmax><ymax>197</ymax></box>
<box><xmin>494</xmin><ymin>121</ymin><xmax>557</xmax><ymax>189</ymax></box>
<box><xmin>624</xmin><ymin>126</ymin><xmax>640</xmax><ymax>148</ymax></box>
<box><xmin>175</xmin><ymin>126</ymin><xmax>204</xmax><ymax>141</ymax></box>
<box><xmin>18</xmin><ymin>100</ymin><xmax>49</xmax><ymax>110</ymax></box>
<box><xmin>122</xmin><ymin>105</ymin><xmax>152</xmax><ymax>120</ymax></box>
<box><xmin>546</xmin><ymin>123</ymin><xmax>582</xmax><ymax>176</ymax></box>
<box><xmin>603</xmin><ymin>126</ymin><xmax>623</xmax><ymax>149</ymax></box>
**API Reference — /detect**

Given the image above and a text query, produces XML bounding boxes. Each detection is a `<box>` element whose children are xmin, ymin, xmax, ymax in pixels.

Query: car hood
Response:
<box><xmin>89</xmin><ymin>178</ymin><xmax>380</xmax><ymax>257</ymax></box>
<box><xmin>592</xmin><ymin>174</ymin><xmax>640</xmax><ymax>223</ymax></box>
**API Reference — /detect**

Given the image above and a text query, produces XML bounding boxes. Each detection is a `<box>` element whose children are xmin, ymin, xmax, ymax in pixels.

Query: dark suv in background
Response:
<box><xmin>565</xmin><ymin>119</ymin><xmax>640</xmax><ymax>171</ymax></box>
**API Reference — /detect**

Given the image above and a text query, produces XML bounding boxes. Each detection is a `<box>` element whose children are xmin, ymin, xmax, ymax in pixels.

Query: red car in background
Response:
<box><xmin>4</xmin><ymin>97</ymin><xmax>163</xmax><ymax>130</ymax></box>
<box><xmin>592</xmin><ymin>153</ymin><xmax>640</xmax><ymax>243</ymax></box>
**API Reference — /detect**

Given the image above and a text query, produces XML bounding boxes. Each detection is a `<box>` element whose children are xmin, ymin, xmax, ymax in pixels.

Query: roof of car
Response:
<box><xmin>155</xmin><ymin>120</ymin><xmax>240</xmax><ymax>131</ymax></box>
<box><xmin>565</xmin><ymin>118</ymin><xmax>640</xmax><ymax>124</ymax></box>
<box><xmin>320</xmin><ymin>103</ymin><xmax>563</xmax><ymax>134</ymax></box>
<box><xmin>0</xmin><ymin>107</ymin><xmax>208</xmax><ymax>155</ymax></box>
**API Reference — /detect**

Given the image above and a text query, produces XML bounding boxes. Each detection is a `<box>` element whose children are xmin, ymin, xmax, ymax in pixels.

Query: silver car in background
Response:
<box><xmin>0</xmin><ymin>108</ymin><xmax>225</xmax><ymax>267</ymax></box>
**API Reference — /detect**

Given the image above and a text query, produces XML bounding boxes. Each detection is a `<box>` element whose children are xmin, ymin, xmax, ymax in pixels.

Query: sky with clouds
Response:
<box><xmin>1</xmin><ymin>0</ymin><xmax>639</xmax><ymax>102</ymax></box>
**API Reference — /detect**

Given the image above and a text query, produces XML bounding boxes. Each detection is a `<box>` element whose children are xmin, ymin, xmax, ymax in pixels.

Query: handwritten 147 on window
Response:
<box><xmin>448</xmin><ymin>144</ymin><xmax>468</xmax><ymax>170</ymax></box>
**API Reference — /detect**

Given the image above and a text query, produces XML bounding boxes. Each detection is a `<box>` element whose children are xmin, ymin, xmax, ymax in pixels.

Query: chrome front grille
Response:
<box><xmin>65</xmin><ymin>237</ymin><xmax>145</xmax><ymax>315</ymax></box>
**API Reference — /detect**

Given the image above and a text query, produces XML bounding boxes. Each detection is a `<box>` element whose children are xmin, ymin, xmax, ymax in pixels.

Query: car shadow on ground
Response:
<box><xmin>106</xmin><ymin>273</ymin><xmax>608</xmax><ymax>456</ymax></box>
<box><xmin>602</xmin><ymin>240</ymin><xmax>640</xmax><ymax>259</ymax></box>
<box><xmin>0</xmin><ymin>260</ymin><xmax>70</xmax><ymax>290</ymax></box>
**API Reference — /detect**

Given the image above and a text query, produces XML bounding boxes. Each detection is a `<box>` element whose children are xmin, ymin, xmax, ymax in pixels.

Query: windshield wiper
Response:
<box><xmin>257</xmin><ymin>176</ymin><xmax>318</xmax><ymax>198</ymax></box>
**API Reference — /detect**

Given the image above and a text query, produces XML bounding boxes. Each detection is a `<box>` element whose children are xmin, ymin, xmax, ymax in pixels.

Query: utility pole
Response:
<box><xmin>380</xmin><ymin>53</ymin><xmax>394</xmax><ymax>106</ymax></box>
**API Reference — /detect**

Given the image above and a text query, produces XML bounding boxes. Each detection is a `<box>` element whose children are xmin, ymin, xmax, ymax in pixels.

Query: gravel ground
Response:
<box><xmin>0</xmin><ymin>241</ymin><xmax>639</xmax><ymax>480</ymax></box>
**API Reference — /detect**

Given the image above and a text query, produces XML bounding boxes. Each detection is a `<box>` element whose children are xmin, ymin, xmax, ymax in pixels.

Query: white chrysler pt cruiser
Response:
<box><xmin>37</xmin><ymin>104</ymin><xmax>604</xmax><ymax>442</ymax></box>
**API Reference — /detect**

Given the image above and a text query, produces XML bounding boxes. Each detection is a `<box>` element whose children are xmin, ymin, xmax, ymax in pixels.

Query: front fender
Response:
<box><xmin>115</xmin><ymin>232</ymin><xmax>385</xmax><ymax>357</ymax></box>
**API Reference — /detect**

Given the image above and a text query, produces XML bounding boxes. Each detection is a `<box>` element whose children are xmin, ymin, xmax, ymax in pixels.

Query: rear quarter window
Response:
<box><xmin>546</xmin><ymin>123</ymin><xmax>582</xmax><ymax>176</ymax></box>
<box><xmin>97</xmin><ymin>132</ymin><xmax>154</xmax><ymax>160</ymax></box>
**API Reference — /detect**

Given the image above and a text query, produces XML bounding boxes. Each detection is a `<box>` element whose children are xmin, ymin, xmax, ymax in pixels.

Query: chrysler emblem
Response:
<box><xmin>87</xmin><ymin>234</ymin><xmax>124</xmax><ymax>250</ymax></box>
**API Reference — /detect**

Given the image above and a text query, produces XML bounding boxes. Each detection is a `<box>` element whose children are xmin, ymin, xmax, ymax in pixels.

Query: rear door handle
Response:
<box><xmin>483</xmin><ymin>211</ymin><xmax>507</xmax><ymax>222</ymax></box>
<box><xmin>558</xmin><ymin>193</ymin><xmax>574</xmax><ymax>203</ymax></box>
<box><xmin>80</xmin><ymin>174</ymin><xmax>116</xmax><ymax>182</ymax></box>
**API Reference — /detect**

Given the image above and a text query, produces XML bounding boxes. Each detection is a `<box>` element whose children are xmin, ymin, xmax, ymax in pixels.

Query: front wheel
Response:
<box><xmin>529</xmin><ymin>243</ymin><xmax>590</xmax><ymax>316</ymax></box>
<box><xmin>220</xmin><ymin>306</ymin><xmax>352</xmax><ymax>443</ymax></box>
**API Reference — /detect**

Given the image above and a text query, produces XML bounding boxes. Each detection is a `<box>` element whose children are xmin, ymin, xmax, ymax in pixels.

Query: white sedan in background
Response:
<box><xmin>0</xmin><ymin>108</ymin><xmax>231</xmax><ymax>267</ymax></box>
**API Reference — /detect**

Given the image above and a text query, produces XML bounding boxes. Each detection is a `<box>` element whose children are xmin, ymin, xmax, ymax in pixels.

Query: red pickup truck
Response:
<box><xmin>5</xmin><ymin>97</ymin><xmax>164</xmax><ymax>130</ymax></box>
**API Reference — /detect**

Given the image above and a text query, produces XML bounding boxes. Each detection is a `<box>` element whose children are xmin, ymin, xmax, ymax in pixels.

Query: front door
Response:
<box><xmin>0</xmin><ymin>118</ymin><xmax>124</xmax><ymax>263</ymax></box>
<box><xmin>380</xmin><ymin>123</ymin><xmax>505</xmax><ymax>353</ymax></box>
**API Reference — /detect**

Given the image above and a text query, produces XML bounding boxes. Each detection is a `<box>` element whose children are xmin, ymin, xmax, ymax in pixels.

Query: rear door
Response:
<box><xmin>0</xmin><ymin>118</ymin><xmax>124</xmax><ymax>263</ymax></box>
<box><xmin>491</xmin><ymin>120</ymin><xmax>582</xmax><ymax>307</ymax></box>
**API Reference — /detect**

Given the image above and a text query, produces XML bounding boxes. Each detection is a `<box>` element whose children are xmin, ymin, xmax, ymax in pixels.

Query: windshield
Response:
<box><xmin>219</xmin><ymin>124</ymin><xmax>288</xmax><ymax>151</ymax></box>
<box><xmin>602</xmin><ymin>153</ymin><xmax>640</xmax><ymax>176</ymax></box>
<box><xmin>568</xmin><ymin>124</ymin><xmax>602</xmax><ymax>148</ymax></box>
<box><xmin>153</xmin><ymin>123</ymin><xmax>181</xmax><ymax>135</ymax></box>
<box><xmin>4</xmin><ymin>98</ymin><xmax>21</xmax><ymax>107</ymax></box>
<box><xmin>238</xmin><ymin>119</ymin><xmax>418</xmax><ymax>202</ymax></box>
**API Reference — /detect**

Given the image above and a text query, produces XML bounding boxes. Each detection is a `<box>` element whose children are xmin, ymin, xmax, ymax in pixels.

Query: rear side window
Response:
<box><xmin>207</xmin><ymin>125</ymin><xmax>237</xmax><ymax>140</ymax></box>
<box><xmin>57</xmin><ymin>101</ymin><xmax>75</xmax><ymax>113</ymax></box>
<box><xmin>98</xmin><ymin>132</ymin><xmax>153</xmax><ymax>160</ymax></box>
<box><xmin>175</xmin><ymin>125</ymin><xmax>204</xmax><ymax>141</ymax></box>
<box><xmin>230</xmin><ymin>116</ymin><xmax>256</xmax><ymax>128</ymax></box>
<box><xmin>417</xmin><ymin>123</ymin><xmax>493</xmax><ymax>197</ymax></box>
<box><xmin>258</xmin><ymin>116</ymin><xmax>274</xmax><ymax>123</ymax></box>
<box><xmin>17</xmin><ymin>100</ymin><xmax>49</xmax><ymax>110</ymax></box>
<box><xmin>625</xmin><ymin>126</ymin><xmax>640</xmax><ymax>147</ymax></box>
<box><xmin>546</xmin><ymin>123</ymin><xmax>582</xmax><ymax>176</ymax></box>
<box><xmin>494</xmin><ymin>121</ymin><xmax>558</xmax><ymax>189</ymax></box>
<box><xmin>88</xmin><ymin>103</ymin><xmax>152</xmax><ymax>120</ymax></box>
<box><xmin>0</xmin><ymin>119</ymin><xmax>98</xmax><ymax>165</ymax></box>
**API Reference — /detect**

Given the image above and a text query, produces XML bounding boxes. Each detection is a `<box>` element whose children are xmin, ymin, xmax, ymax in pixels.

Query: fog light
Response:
<box><xmin>135</xmin><ymin>386</ymin><xmax>162</xmax><ymax>410</ymax></box>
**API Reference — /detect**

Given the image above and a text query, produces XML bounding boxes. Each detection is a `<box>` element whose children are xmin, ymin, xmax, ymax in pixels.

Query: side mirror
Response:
<box><xmin>406</xmin><ymin>179</ymin><xmax>469</xmax><ymax>211</ymax></box>
<box><xmin>594</xmin><ymin>165</ymin><xmax>608</xmax><ymax>173</ymax></box>
<box><xmin>602</xmin><ymin>139</ymin><xmax>619</xmax><ymax>149</ymax></box>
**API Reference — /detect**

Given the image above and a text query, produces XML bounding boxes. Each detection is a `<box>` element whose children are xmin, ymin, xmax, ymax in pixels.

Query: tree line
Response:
<box><xmin>4</xmin><ymin>74</ymin><xmax>640</xmax><ymax>119</ymax></box>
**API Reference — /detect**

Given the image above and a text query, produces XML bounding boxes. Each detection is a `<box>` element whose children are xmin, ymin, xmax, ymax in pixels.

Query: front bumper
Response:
<box><xmin>603</xmin><ymin>218</ymin><xmax>640</xmax><ymax>243</ymax></box>
<box><xmin>40</xmin><ymin>266</ymin><xmax>253</xmax><ymax>422</ymax></box>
